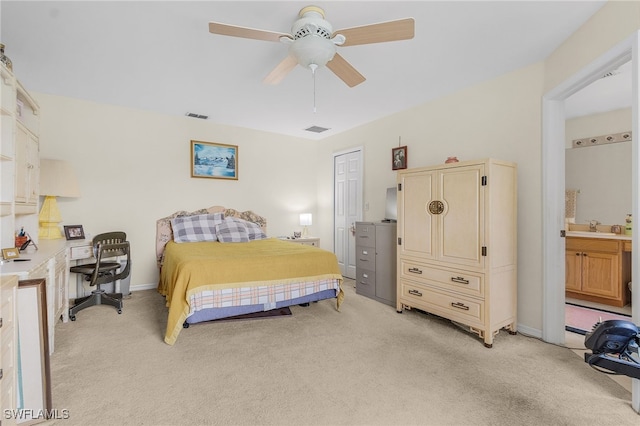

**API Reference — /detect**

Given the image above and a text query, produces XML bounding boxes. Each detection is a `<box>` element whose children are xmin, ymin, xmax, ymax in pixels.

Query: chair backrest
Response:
<box><xmin>90</xmin><ymin>232</ymin><xmax>131</xmax><ymax>286</ymax></box>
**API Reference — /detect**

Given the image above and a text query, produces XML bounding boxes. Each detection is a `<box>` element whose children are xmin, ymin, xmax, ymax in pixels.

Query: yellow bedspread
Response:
<box><xmin>159</xmin><ymin>238</ymin><xmax>344</xmax><ymax>344</ymax></box>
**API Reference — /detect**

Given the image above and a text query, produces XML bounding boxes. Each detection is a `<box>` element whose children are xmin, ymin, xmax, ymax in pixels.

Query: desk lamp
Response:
<box><xmin>39</xmin><ymin>159</ymin><xmax>81</xmax><ymax>239</ymax></box>
<box><xmin>299</xmin><ymin>213</ymin><xmax>312</xmax><ymax>238</ymax></box>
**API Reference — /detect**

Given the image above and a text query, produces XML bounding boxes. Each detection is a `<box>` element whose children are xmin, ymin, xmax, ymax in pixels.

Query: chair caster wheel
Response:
<box><xmin>117</xmin><ymin>309</ymin><xmax>122</xmax><ymax>314</ymax></box>
<box><xmin>70</xmin><ymin>315</ymin><xmax>76</xmax><ymax>321</ymax></box>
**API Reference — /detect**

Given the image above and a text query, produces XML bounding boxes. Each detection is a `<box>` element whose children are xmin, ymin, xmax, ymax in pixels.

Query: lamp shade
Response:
<box><xmin>299</xmin><ymin>213</ymin><xmax>312</xmax><ymax>226</ymax></box>
<box><xmin>40</xmin><ymin>159</ymin><xmax>81</xmax><ymax>197</ymax></box>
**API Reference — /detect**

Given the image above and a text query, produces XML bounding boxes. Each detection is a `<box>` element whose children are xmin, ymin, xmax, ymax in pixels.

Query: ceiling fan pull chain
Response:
<box><xmin>310</xmin><ymin>63</ymin><xmax>318</xmax><ymax>113</ymax></box>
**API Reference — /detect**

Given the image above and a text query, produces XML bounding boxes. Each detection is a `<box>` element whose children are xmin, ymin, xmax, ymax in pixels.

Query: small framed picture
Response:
<box><xmin>64</xmin><ymin>225</ymin><xmax>85</xmax><ymax>240</ymax></box>
<box><xmin>2</xmin><ymin>247</ymin><xmax>20</xmax><ymax>260</ymax></box>
<box><xmin>392</xmin><ymin>146</ymin><xmax>407</xmax><ymax>170</ymax></box>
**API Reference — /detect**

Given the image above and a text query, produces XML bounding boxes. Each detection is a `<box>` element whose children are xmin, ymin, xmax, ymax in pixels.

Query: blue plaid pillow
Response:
<box><xmin>215</xmin><ymin>218</ymin><xmax>250</xmax><ymax>243</ymax></box>
<box><xmin>171</xmin><ymin>213</ymin><xmax>224</xmax><ymax>243</ymax></box>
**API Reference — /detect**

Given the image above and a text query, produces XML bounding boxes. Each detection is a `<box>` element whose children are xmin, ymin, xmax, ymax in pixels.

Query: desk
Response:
<box><xmin>0</xmin><ymin>239</ymin><xmax>69</xmax><ymax>355</ymax></box>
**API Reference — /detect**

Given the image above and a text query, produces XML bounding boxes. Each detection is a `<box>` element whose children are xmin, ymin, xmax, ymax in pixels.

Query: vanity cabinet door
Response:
<box><xmin>581</xmin><ymin>251</ymin><xmax>619</xmax><ymax>299</ymax></box>
<box><xmin>565</xmin><ymin>250</ymin><xmax>582</xmax><ymax>292</ymax></box>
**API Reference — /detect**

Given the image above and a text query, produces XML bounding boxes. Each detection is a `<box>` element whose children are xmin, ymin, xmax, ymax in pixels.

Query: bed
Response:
<box><xmin>156</xmin><ymin>206</ymin><xmax>344</xmax><ymax>345</ymax></box>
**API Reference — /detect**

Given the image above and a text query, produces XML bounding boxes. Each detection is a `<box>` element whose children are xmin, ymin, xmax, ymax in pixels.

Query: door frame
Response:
<box><xmin>541</xmin><ymin>31</ymin><xmax>639</xmax><ymax>411</ymax></box>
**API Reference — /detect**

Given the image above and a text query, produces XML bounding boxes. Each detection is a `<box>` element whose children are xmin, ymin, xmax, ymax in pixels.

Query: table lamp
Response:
<box><xmin>39</xmin><ymin>159</ymin><xmax>81</xmax><ymax>239</ymax></box>
<box><xmin>299</xmin><ymin>213</ymin><xmax>312</xmax><ymax>238</ymax></box>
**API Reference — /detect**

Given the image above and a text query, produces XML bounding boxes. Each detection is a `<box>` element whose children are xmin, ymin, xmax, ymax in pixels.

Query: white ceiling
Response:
<box><xmin>1</xmin><ymin>1</ymin><xmax>613</xmax><ymax>140</ymax></box>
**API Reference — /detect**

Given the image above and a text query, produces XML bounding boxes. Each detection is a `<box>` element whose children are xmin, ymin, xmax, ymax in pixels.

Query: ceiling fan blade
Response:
<box><xmin>326</xmin><ymin>53</ymin><xmax>366</xmax><ymax>88</ymax></box>
<box><xmin>334</xmin><ymin>18</ymin><xmax>415</xmax><ymax>47</ymax></box>
<box><xmin>209</xmin><ymin>22</ymin><xmax>292</xmax><ymax>43</ymax></box>
<box><xmin>263</xmin><ymin>55</ymin><xmax>298</xmax><ymax>85</ymax></box>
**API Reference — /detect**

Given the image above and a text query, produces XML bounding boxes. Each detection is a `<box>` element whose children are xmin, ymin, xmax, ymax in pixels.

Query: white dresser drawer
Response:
<box><xmin>400</xmin><ymin>260</ymin><xmax>483</xmax><ymax>298</ymax></box>
<box><xmin>399</xmin><ymin>280</ymin><xmax>484</xmax><ymax>326</ymax></box>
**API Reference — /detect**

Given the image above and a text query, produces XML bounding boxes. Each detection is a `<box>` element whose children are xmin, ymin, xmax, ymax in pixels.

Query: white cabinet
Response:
<box><xmin>14</xmin><ymin>123</ymin><xmax>39</xmax><ymax>211</ymax></box>
<box><xmin>26</xmin><ymin>248</ymin><xmax>68</xmax><ymax>355</ymax></box>
<box><xmin>396</xmin><ymin>158</ymin><xmax>517</xmax><ymax>347</ymax></box>
<box><xmin>3</xmin><ymin>240</ymin><xmax>69</xmax><ymax>356</ymax></box>
<box><xmin>0</xmin><ymin>63</ymin><xmax>39</xmax><ymax>249</ymax></box>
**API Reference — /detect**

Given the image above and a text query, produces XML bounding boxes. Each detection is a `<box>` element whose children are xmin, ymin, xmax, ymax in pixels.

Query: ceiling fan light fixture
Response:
<box><xmin>289</xmin><ymin>35</ymin><xmax>336</xmax><ymax>68</ymax></box>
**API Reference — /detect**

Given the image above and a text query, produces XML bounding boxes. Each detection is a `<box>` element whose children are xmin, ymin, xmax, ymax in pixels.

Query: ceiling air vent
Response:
<box><xmin>186</xmin><ymin>112</ymin><xmax>209</xmax><ymax>120</ymax></box>
<box><xmin>305</xmin><ymin>125</ymin><xmax>330</xmax><ymax>133</ymax></box>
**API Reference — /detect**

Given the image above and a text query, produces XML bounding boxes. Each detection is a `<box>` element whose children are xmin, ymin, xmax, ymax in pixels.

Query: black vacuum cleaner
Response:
<box><xmin>584</xmin><ymin>319</ymin><xmax>640</xmax><ymax>380</ymax></box>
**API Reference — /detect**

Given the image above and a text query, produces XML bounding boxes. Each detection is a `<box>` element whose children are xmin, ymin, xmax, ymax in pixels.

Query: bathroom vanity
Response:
<box><xmin>565</xmin><ymin>232</ymin><xmax>631</xmax><ymax>307</ymax></box>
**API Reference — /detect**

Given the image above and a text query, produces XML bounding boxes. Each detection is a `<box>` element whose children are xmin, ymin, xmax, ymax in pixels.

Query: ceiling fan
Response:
<box><xmin>208</xmin><ymin>5</ymin><xmax>415</xmax><ymax>88</ymax></box>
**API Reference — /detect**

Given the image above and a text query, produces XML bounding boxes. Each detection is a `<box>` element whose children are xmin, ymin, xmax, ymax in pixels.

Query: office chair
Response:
<box><xmin>69</xmin><ymin>232</ymin><xmax>131</xmax><ymax>321</ymax></box>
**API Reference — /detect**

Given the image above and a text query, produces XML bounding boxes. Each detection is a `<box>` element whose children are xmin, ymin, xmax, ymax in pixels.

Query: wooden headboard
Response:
<box><xmin>155</xmin><ymin>205</ymin><xmax>267</xmax><ymax>268</ymax></box>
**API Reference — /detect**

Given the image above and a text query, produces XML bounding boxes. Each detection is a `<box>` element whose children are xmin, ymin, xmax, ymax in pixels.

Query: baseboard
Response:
<box><xmin>130</xmin><ymin>282</ymin><xmax>158</xmax><ymax>292</ymax></box>
<box><xmin>516</xmin><ymin>323</ymin><xmax>542</xmax><ymax>339</ymax></box>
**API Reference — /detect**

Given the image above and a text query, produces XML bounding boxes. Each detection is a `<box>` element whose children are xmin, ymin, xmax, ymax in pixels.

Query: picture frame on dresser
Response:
<box><xmin>191</xmin><ymin>140</ymin><xmax>238</xmax><ymax>180</ymax></box>
<box><xmin>64</xmin><ymin>225</ymin><xmax>85</xmax><ymax>240</ymax></box>
<box><xmin>2</xmin><ymin>247</ymin><xmax>19</xmax><ymax>260</ymax></box>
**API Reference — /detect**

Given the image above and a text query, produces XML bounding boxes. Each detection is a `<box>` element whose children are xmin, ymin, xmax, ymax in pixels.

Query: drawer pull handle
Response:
<box><xmin>359</xmin><ymin>281</ymin><xmax>370</xmax><ymax>286</ymax></box>
<box><xmin>408</xmin><ymin>289</ymin><xmax>423</xmax><ymax>297</ymax></box>
<box><xmin>451</xmin><ymin>302</ymin><xmax>470</xmax><ymax>311</ymax></box>
<box><xmin>451</xmin><ymin>276</ymin><xmax>469</xmax><ymax>285</ymax></box>
<box><xmin>359</xmin><ymin>259</ymin><xmax>369</xmax><ymax>262</ymax></box>
<box><xmin>408</xmin><ymin>267</ymin><xmax>423</xmax><ymax>275</ymax></box>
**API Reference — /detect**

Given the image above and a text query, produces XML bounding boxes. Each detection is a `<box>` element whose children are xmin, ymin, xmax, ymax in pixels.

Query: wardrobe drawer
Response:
<box><xmin>399</xmin><ymin>280</ymin><xmax>483</xmax><ymax>325</ymax></box>
<box><xmin>355</xmin><ymin>270</ymin><xmax>376</xmax><ymax>298</ymax></box>
<box><xmin>356</xmin><ymin>247</ymin><xmax>376</xmax><ymax>269</ymax></box>
<box><xmin>399</xmin><ymin>260</ymin><xmax>483</xmax><ymax>297</ymax></box>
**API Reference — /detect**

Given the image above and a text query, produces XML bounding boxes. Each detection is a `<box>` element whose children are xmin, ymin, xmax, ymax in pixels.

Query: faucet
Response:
<box><xmin>589</xmin><ymin>220</ymin><xmax>600</xmax><ymax>232</ymax></box>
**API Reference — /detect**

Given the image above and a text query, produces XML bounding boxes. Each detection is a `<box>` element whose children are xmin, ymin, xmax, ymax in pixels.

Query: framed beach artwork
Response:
<box><xmin>191</xmin><ymin>140</ymin><xmax>238</xmax><ymax>180</ymax></box>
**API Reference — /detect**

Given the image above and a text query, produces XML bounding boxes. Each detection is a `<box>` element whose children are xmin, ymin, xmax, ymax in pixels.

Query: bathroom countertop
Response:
<box><xmin>565</xmin><ymin>231</ymin><xmax>632</xmax><ymax>240</ymax></box>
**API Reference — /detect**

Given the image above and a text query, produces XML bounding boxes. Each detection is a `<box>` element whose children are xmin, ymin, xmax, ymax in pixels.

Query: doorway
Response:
<box><xmin>542</xmin><ymin>32</ymin><xmax>639</xmax><ymax>411</ymax></box>
<box><xmin>563</xmin><ymin>60</ymin><xmax>633</xmax><ymax>334</ymax></box>
<box><xmin>333</xmin><ymin>148</ymin><xmax>363</xmax><ymax>279</ymax></box>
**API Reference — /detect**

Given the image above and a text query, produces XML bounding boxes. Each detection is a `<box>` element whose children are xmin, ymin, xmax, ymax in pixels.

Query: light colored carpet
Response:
<box><xmin>45</xmin><ymin>281</ymin><xmax>639</xmax><ymax>425</ymax></box>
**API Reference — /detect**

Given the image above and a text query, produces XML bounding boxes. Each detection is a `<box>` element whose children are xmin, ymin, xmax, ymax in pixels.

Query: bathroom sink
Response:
<box><xmin>566</xmin><ymin>231</ymin><xmax>617</xmax><ymax>237</ymax></box>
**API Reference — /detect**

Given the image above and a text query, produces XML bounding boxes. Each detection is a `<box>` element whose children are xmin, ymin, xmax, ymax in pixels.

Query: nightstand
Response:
<box><xmin>284</xmin><ymin>237</ymin><xmax>320</xmax><ymax>247</ymax></box>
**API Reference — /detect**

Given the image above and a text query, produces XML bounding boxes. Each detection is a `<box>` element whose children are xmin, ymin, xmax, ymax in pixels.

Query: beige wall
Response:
<box><xmin>36</xmin><ymin>93</ymin><xmax>319</xmax><ymax>288</ymax></box>
<box><xmin>544</xmin><ymin>0</ymin><xmax>640</xmax><ymax>92</ymax></box>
